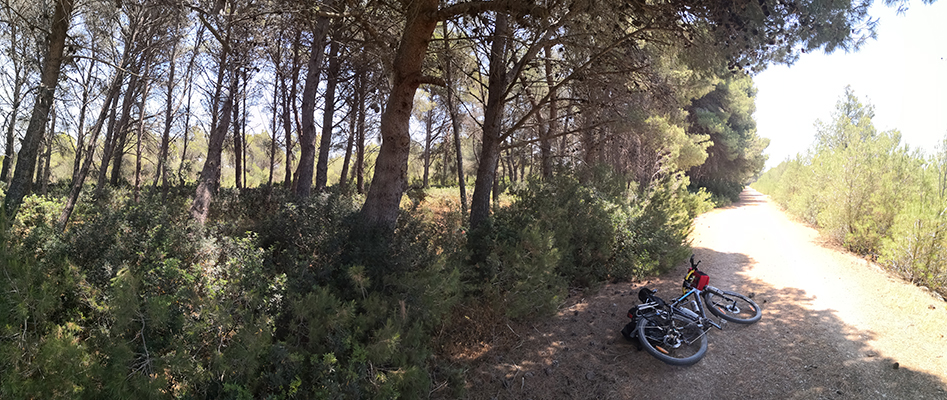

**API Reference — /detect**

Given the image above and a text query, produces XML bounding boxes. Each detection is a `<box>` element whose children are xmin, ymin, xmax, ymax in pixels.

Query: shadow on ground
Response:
<box><xmin>436</xmin><ymin>249</ymin><xmax>947</xmax><ymax>400</ymax></box>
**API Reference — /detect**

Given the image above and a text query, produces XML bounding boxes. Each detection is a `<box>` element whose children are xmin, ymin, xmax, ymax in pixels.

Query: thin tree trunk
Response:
<box><xmin>178</xmin><ymin>26</ymin><xmax>204</xmax><ymax>183</ymax></box>
<box><xmin>268</xmin><ymin>71</ymin><xmax>280</xmax><ymax>187</ymax></box>
<box><xmin>355</xmin><ymin>69</ymin><xmax>366</xmax><ymax>194</ymax></box>
<box><xmin>0</xmin><ymin>19</ymin><xmax>25</xmax><ymax>184</ymax></box>
<box><xmin>109</xmin><ymin>74</ymin><xmax>139</xmax><ymax>186</ymax></box>
<box><xmin>281</xmin><ymin>78</ymin><xmax>294</xmax><ymax>186</ymax></box>
<box><xmin>1</xmin><ymin>94</ymin><xmax>20</xmax><ymax>184</ymax></box>
<box><xmin>541</xmin><ymin>43</ymin><xmax>557</xmax><ymax>179</ymax></box>
<box><xmin>134</xmin><ymin>64</ymin><xmax>151</xmax><ymax>203</ymax></box>
<box><xmin>360</xmin><ymin>0</ymin><xmax>439</xmax><ymax>230</ymax></box>
<box><xmin>4</xmin><ymin>0</ymin><xmax>75</xmax><ymax>215</ymax></box>
<box><xmin>154</xmin><ymin>40</ymin><xmax>177</xmax><ymax>192</ymax></box>
<box><xmin>241</xmin><ymin>70</ymin><xmax>248</xmax><ymax>188</ymax></box>
<box><xmin>339</xmin><ymin>104</ymin><xmax>355</xmax><ymax>188</ymax></box>
<box><xmin>284</xmin><ymin>29</ymin><xmax>302</xmax><ymax>187</ymax></box>
<box><xmin>233</xmin><ymin>70</ymin><xmax>243</xmax><ymax>189</ymax></box>
<box><xmin>99</xmin><ymin>66</ymin><xmax>141</xmax><ymax>192</ymax></box>
<box><xmin>441</xmin><ymin>22</ymin><xmax>467</xmax><ymax>214</ymax></box>
<box><xmin>294</xmin><ymin>12</ymin><xmax>332</xmax><ymax>200</ymax></box>
<box><xmin>72</xmin><ymin>58</ymin><xmax>96</xmax><ymax>184</ymax></box>
<box><xmin>422</xmin><ymin>108</ymin><xmax>433</xmax><ymax>188</ymax></box>
<box><xmin>315</xmin><ymin>37</ymin><xmax>341</xmax><ymax>192</ymax></box>
<box><xmin>58</xmin><ymin>69</ymin><xmax>125</xmax><ymax>231</ymax></box>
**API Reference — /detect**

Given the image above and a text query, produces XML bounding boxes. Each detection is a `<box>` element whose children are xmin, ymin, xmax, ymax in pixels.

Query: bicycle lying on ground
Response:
<box><xmin>621</xmin><ymin>255</ymin><xmax>762</xmax><ymax>365</ymax></box>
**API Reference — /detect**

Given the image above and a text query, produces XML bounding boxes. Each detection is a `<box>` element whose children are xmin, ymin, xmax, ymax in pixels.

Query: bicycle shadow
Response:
<box><xmin>447</xmin><ymin>248</ymin><xmax>947</xmax><ymax>400</ymax></box>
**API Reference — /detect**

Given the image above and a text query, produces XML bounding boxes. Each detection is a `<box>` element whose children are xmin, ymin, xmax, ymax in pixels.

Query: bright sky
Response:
<box><xmin>754</xmin><ymin>1</ymin><xmax>947</xmax><ymax>170</ymax></box>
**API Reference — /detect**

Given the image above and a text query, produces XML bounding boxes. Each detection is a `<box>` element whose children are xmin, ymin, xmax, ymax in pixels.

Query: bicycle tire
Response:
<box><xmin>702</xmin><ymin>289</ymin><xmax>762</xmax><ymax>324</ymax></box>
<box><xmin>636</xmin><ymin>313</ymin><xmax>707</xmax><ymax>366</ymax></box>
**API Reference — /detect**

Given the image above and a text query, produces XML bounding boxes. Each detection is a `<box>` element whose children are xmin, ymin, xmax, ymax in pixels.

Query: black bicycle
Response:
<box><xmin>621</xmin><ymin>255</ymin><xmax>762</xmax><ymax>365</ymax></box>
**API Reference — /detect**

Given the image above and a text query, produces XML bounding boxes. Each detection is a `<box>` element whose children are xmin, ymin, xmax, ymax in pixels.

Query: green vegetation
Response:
<box><xmin>0</xmin><ymin>169</ymin><xmax>711</xmax><ymax>399</ymax></box>
<box><xmin>754</xmin><ymin>86</ymin><xmax>947</xmax><ymax>298</ymax></box>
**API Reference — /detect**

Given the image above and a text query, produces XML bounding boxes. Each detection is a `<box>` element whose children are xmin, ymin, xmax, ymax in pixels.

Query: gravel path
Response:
<box><xmin>456</xmin><ymin>188</ymin><xmax>947</xmax><ymax>399</ymax></box>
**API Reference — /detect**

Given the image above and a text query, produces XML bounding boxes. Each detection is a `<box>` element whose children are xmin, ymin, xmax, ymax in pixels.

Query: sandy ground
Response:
<box><xmin>445</xmin><ymin>188</ymin><xmax>947</xmax><ymax>399</ymax></box>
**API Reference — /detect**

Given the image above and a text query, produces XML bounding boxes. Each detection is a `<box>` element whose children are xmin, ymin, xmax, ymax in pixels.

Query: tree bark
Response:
<box><xmin>4</xmin><ymin>0</ymin><xmax>74</xmax><ymax>215</ymax></box>
<box><xmin>233</xmin><ymin>71</ymin><xmax>243</xmax><ymax>189</ymax></box>
<box><xmin>39</xmin><ymin>107</ymin><xmax>56</xmax><ymax>196</ymax></box>
<box><xmin>339</xmin><ymin>100</ymin><xmax>355</xmax><ymax>188</ymax></box>
<box><xmin>315</xmin><ymin>37</ymin><xmax>341</xmax><ymax>192</ymax></box>
<box><xmin>190</xmin><ymin>76</ymin><xmax>236</xmax><ymax>224</ymax></box>
<box><xmin>355</xmin><ymin>69</ymin><xmax>366</xmax><ymax>194</ymax></box>
<box><xmin>294</xmin><ymin>11</ymin><xmax>332</xmax><ymax>200</ymax></box>
<box><xmin>154</xmin><ymin>40</ymin><xmax>177</xmax><ymax>193</ymax></box>
<box><xmin>470</xmin><ymin>12</ymin><xmax>510</xmax><ymax>231</ymax></box>
<box><xmin>360</xmin><ymin>0</ymin><xmax>439</xmax><ymax>230</ymax></box>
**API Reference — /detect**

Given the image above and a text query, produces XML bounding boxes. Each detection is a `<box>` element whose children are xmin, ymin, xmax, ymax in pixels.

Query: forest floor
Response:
<box><xmin>439</xmin><ymin>188</ymin><xmax>947</xmax><ymax>399</ymax></box>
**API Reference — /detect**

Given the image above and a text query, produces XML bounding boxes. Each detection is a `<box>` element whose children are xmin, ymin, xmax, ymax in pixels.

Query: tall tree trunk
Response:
<box><xmin>355</xmin><ymin>70</ymin><xmax>366</xmax><ymax>194</ymax></box>
<box><xmin>422</xmin><ymin>108</ymin><xmax>433</xmax><ymax>188</ymax></box>
<box><xmin>241</xmin><ymin>70</ymin><xmax>248</xmax><ymax>188</ymax></box>
<box><xmin>72</xmin><ymin>58</ymin><xmax>96</xmax><ymax>184</ymax></box>
<box><xmin>190</xmin><ymin>76</ymin><xmax>237</xmax><ymax>224</ymax></box>
<box><xmin>99</xmin><ymin>66</ymin><xmax>140</xmax><ymax>192</ymax></box>
<box><xmin>154</xmin><ymin>40</ymin><xmax>177</xmax><ymax>192</ymax></box>
<box><xmin>58</xmin><ymin>70</ymin><xmax>125</xmax><ymax>230</ymax></box>
<box><xmin>360</xmin><ymin>0</ymin><xmax>439</xmax><ymax>230</ymax></box>
<box><xmin>5</xmin><ymin>0</ymin><xmax>75</xmax><ymax>215</ymax></box>
<box><xmin>268</xmin><ymin>70</ymin><xmax>280</xmax><ymax>187</ymax></box>
<box><xmin>0</xmin><ymin>20</ymin><xmax>25</xmax><ymax>184</ymax></box>
<box><xmin>339</xmin><ymin>103</ymin><xmax>355</xmax><ymax>188</ymax></box>
<box><xmin>1</xmin><ymin>94</ymin><xmax>20</xmax><ymax>184</ymax></box>
<box><xmin>315</xmin><ymin>37</ymin><xmax>341</xmax><ymax>192</ymax></box>
<box><xmin>287</xmin><ymin>31</ymin><xmax>302</xmax><ymax>188</ymax></box>
<box><xmin>541</xmin><ymin>43</ymin><xmax>557</xmax><ymax>179</ymax></box>
<box><xmin>233</xmin><ymin>70</ymin><xmax>243</xmax><ymax>189</ymax></box>
<box><xmin>441</xmin><ymin>21</ymin><xmax>467</xmax><ymax>214</ymax></box>
<box><xmin>109</xmin><ymin>78</ymin><xmax>139</xmax><ymax>186</ymax></box>
<box><xmin>96</xmin><ymin>88</ymin><xmax>120</xmax><ymax>197</ymax></box>
<box><xmin>134</xmin><ymin>64</ymin><xmax>151</xmax><ymax>203</ymax></box>
<box><xmin>281</xmin><ymin>78</ymin><xmax>294</xmax><ymax>186</ymax></box>
<box><xmin>178</xmin><ymin>26</ymin><xmax>204</xmax><ymax>183</ymax></box>
<box><xmin>470</xmin><ymin>13</ymin><xmax>510</xmax><ymax>231</ymax></box>
<box><xmin>294</xmin><ymin>12</ymin><xmax>332</xmax><ymax>200</ymax></box>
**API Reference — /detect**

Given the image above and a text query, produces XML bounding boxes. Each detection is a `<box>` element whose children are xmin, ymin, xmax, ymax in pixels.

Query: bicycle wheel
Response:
<box><xmin>636</xmin><ymin>313</ymin><xmax>708</xmax><ymax>366</ymax></box>
<box><xmin>702</xmin><ymin>289</ymin><xmax>762</xmax><ymax>324</ymax></box>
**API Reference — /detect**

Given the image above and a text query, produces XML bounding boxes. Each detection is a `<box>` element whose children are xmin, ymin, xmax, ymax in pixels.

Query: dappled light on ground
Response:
<box><xmin>439</xmin><ymin>189</ymin><xmax>947</xmax><ymax>399</ymax></box>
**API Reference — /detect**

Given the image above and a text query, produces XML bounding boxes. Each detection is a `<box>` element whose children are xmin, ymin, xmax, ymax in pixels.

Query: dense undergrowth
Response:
<box><xmin>0</xmin><ymin>169</ymin><xmax>710</xmax><ymax>399</ymax></box>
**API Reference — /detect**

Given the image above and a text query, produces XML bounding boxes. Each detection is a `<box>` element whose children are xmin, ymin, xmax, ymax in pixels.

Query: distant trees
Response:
<box><xmin>686</xmin><ymin>74</ymin><xmax>770</xmax><ymax>203</ymax></box>
<box><xmin>755</xmin><ymin>87</ymin><xmax>946</xmax><ymax>297</ymax></box>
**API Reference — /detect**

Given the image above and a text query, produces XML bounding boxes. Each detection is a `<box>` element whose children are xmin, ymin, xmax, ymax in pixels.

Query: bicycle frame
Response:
<box><xmin>671</xmin><ymin>286</ymin><xmax>724</xmax><ymax>331</ymax></box>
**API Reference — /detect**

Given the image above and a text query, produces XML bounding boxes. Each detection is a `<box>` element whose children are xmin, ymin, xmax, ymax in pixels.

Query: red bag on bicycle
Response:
<box><xmin>683</xmin><ymin>269</ymin><xmax>709</xmax><ymax>291</ymax></box>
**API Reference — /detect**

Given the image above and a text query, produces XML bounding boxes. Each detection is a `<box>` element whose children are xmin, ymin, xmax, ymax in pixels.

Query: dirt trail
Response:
<box><xmin>455</xmin><ymin>188</ymin><xmax>947</xmax><ymax>399</ymax></box>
